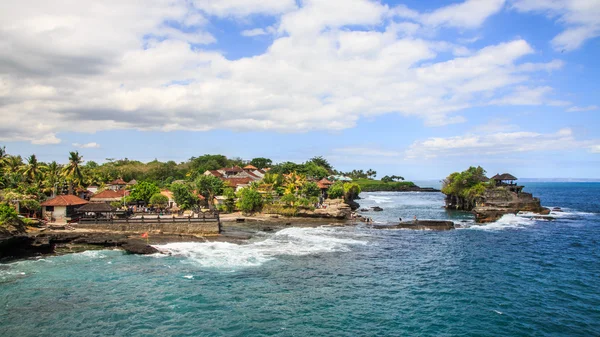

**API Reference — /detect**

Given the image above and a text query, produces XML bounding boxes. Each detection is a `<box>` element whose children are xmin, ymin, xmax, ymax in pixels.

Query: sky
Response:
<box><xmin>1</xmin><ymin>0</ymin><xmax>599</xmax><ymax>180</ymax></box>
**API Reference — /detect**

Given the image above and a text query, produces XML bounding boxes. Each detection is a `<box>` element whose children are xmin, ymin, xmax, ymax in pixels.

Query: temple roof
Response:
<box><xmin>491</xmin><ymin>173</ymin><xmax>517</xmax><ymax>181</ymax></box>
<box><xmin>77</xmin><ymin>202</ymin><xmax>117</xmax><ymax>213</ymax></box>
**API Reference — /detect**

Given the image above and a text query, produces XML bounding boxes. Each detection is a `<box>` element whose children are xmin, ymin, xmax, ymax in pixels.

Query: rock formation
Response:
<box><xmin>472</xmin><ymin>188</ymin><xmax>549</xmax><ymax>223</ymax></box>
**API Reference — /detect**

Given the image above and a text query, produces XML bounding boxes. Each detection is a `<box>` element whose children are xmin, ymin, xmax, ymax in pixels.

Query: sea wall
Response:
<box><xmin>73</xmin><ymin>221</ymin><xmax>220</xmax><ymax>236</ymax></box>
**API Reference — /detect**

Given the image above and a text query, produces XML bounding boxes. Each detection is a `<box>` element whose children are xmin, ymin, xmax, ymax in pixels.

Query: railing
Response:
<box><xmin>77</xmin><ymin>212</ymin><xmax>220</xmax><ymax>225</ymax></box>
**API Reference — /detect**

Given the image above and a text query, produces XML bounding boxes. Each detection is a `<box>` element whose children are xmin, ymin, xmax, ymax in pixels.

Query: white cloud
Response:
<box><xmin>0</xmin><ymin>0</ymin><xmax>578</xmax><ymax>145</ymax></box>
<box><xmin>73</xmin><ymin>142</ymin><xmax>100</xmax><ymax>149</ymax></box>
<box><xmin>590</xmin><ymin>145</ymin><xmax>600</xmax><ymax>153</ymax></box>
<box><xmin>512</xmin><ymin>0</ymin><xmax>600</xmax><ymax>51</ymax></box>
<box><xmin>194</xmin><ymin>0</ymin><xmax>296</xmax><ymax>17</ymax></box>
<box><xmin>421</xmin><ymin>0</ymin><xmax>506</xmax><ymax>28</ymax></box>
<box><xmin>567</xmin><ymin>105</ymin><xmax>598</xmax><ymax>112</ymax></box>
<box><xmin>406</xmin><ymin>127</ymin><xmax>598</xmax><ymax>159</ymax></box>
<box><xmin>241</xmin><ymin>27</ymin><xmax>276</xmax><ymax>37</ymax></box>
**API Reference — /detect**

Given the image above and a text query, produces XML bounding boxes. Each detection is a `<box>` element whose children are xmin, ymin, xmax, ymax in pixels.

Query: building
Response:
<box><xmin>160</xmin><ymin>190</ymin><xmax>177</xmax><ymax>208</ymax></box>
<box><xmin>490</xmin><ymin>173</ymin><xmax>523</xmax><ymax>193</ymax></box>
<box><xmin>41</xmin><ymin>195</ymin><xmax>89</xmax><ymax>223</ymax></box>
<box><xmin>90</xmin><ymin>190</ymin><xmax>126</xmax><ymax>203</ymax></box>
<box><xmin>107</xmin><ymin>178</ymin><xmax>127</xmax><ymax>191</ymax></box>
<box><xmin>317</xmin><ymin>178</ymin><xmax>334</xmax><ymax>198</ymax></box>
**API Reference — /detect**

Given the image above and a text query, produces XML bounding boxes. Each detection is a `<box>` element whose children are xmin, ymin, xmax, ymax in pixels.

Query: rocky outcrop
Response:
<box><xmin>371</xmin><ymin>206</ymin><xmax>384</xmax><ymax>212</ymax></box>
<box><xmin>372</xmin><ymin>220</ymin><xmax>455</xmax><ymax>231</ymax></box>
<box><xmin>295</xmin><ymin>199</ymin><xmax>352</xmax><ymax>220</ymax></box>
<box><xmin>473</xmin><ymin>188</ymin><xmax>549</xmax><ymax>223</ymax></box>
<box><xmin>122</xmin><ymin>241</ymin><xmax>158</xmax><ymax>254</ymax></box>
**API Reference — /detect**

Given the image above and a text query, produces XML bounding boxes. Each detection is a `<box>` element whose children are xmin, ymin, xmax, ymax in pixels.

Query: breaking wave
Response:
<box><xmin>154</xmin><ymin>227</ymin><xmax>367</xmax><ymax>269</ymax></box>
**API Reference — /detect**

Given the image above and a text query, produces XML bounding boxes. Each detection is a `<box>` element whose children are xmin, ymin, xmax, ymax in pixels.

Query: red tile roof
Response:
<box><xmin>221</xmin><ymin>166</ymin><xmax>243</xmax><ymax>173</ymax></box>
<box><xmin>41</xmin><ymin>195</ymin><xmax>89</xmax><ymax>207</ymax></box>
<box><xmin>91</xmin><ymin>190</ymin><xmax>124</xmax><ymax>200</ymax></box>
<box><xmin>207</xmin><ymin>170</ymin><xmax>223</xmax><ymax>177</ymax></box>
<box><xmin>243</xmin><ymin>164</ymin><xmax>258</xmax><ymax>170</ymax></box>
<box><xmin>222</xmin><ymin>177</ymin><xmax>252</xmax><ymax>187</ymax></box>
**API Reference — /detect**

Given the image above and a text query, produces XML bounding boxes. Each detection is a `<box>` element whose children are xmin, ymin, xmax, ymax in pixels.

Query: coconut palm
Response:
<box><xmin>21</xmin><ymin>154</ymin><xmax>47</xmax><ymax>185</ymax></box>
<box><xmin>4</xmin><ymin>155</ymin><xmax>23</xmax><ymax>174</ymax></box>
<box><xmin>62</xmin><ymin>151</ymin><xmax>84</xmax><ymax>194</ymax></box>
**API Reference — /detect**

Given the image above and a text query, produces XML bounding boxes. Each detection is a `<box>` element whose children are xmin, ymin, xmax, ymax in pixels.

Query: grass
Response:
<box><xmin>354</xmin><ymin>179</ymin><xmax>417</xmax><ymax>192</ymax></box>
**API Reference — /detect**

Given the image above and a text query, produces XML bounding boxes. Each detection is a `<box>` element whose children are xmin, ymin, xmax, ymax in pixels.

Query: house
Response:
<box><xmin>204</xmin><ymin>166</ymin><xmax>263</xmax><ymax>185</ymax></box>
<box><xmin>90</xmin><ymin>190</ymin><xmax>126</xmax><ymax>203</ymax></box>
<box><xmin>41</xmin><ymin>195</ymin><xmax>89</xmax><ymax>223</ymax></box>
<box><xmin>317</xmin><ymin>178</ymin><xmax>334</xmax><ymax>198</ymax></box>
<box><xmin>87</xmin><ymin>185</ymin><xmax>99</xmax><ymax>194</ymax></box>
<box><xmin>160</xmin><ymin>190</ymin><xmax>177</xmax><ymax>208</ymax></box>
<box><xmin>107</xmin><ymin>178</ymin><xmax>127</xmax><ymax>191</ymax></box>
<box><xmin>222</xmin><ymin>177</ymin><xmax>253</xmax><ymax>191</ymax></box>
<box><xmin>243</xmin><ymin>164</ymin><xmax>258</xmax><ymax>171</ymax></box>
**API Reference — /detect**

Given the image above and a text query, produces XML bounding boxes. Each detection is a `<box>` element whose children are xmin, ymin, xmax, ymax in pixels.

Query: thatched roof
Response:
<box><xmin>491</xmin><ymin>173</ymin><xmax>517</xmax><ymax>181</ymax></box>
<box><xmin>109</xmin><ymin>178</ymin><xmax>127</xmax><ymax>185</ymax></box>
<box><xmin>41</xmin><ymin>195</ymin><xmax>89</xmax><ymax>207</ymax></box>
<box><xmin>77</xmin><ymin>202</ymin><xmax>117</xmax><ymax>213</ymax></box>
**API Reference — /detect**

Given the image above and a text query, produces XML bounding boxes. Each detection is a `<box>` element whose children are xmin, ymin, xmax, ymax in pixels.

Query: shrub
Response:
<box><xmin>149</xmin><ymin>193</ymin><xmax>169</xmax><ymax>208</ymax></box>
<box><xmin>236</xmin><ymin>188</ymin><xmax>263</xmax><ymax>214</ymax></box>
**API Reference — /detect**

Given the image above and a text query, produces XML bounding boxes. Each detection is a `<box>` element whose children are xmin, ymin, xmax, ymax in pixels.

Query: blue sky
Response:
<box><xmin>1</xmin><ymin>0</ymin><xmax>599</xmax><ymax>179</ymax></box>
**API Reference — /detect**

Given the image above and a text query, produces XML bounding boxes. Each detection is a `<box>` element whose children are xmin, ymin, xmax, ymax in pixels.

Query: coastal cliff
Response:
<box><xmin>442</xmin><ymin>167</ymin><xmax>549</xmax><ymax>223</ymax></box>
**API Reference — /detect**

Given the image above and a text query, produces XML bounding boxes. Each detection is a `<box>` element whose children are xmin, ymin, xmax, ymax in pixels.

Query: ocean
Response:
<box><xmin>1</xmin><ymin>182</ymin><xmax>599</xmax><ymax>336</ymax></box>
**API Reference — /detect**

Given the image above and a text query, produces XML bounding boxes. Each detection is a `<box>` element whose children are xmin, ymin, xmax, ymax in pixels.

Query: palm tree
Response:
<box><xmin>21</xmin><ymin>154</ymin><xmax>47</xmax><ymax>185</ymax></box>
<box><xmin>62</xmin><ymin>151</ymin><xmax>84</xmax><ymax>195</ymax></box>
<box><xmin>284</xmin><ymin>172</ymin><xmax>306</xmax><ymax>195</ymax></box>
<box><xmin>4</xmin><ymin>155</ymin><xmax>23</xmax><ymax>174</ymax></box>
<box><xmin>0</xmin><ymin>146</ymin><xmax>7</xmax><ymax>166</ymax></box>
<box><xmin>44</xmin><ymin>161</ymin><xmax>62</xmax><ymax>196</ymax></box>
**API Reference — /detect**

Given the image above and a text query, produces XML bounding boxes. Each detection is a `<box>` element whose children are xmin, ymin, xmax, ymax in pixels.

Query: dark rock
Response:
<box><xmin>372</xmin><ymin>220</ymin><xmax>454</xmax><ymax>231</ymax></box>
<box><xmin>360</xmin><ymin>208</ymin><xmax>369</xmax><ymax>212</ymax></box>
<box><xmin>0</xmin><ymin>236</ymin><xmax>54</xmax><ymax>260</ymax></box>
<box><xmin>371</xmin><ymin>206</ymin><xmax>384</xmax><ymax>212</ymax></box>
<box><xmin>552</xmin><ymin>207</ymin><xmax>563</xmax><ymax>212</ymax></box>
<box><xmin>346</xmin><ymin>199</ymin><xmax>360</xmax><ymax>211</ymax></box>
<box><xmin>121</xmin><ymin>240</ymin><xmax>158</xmax><ymax>255</ymax></box>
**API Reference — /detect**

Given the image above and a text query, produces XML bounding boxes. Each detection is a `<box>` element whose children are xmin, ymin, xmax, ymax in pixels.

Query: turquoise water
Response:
<box><xmin>1</xmin><ymin>183</ymin><xmax>599</xmax><ymax>336</ymax></box>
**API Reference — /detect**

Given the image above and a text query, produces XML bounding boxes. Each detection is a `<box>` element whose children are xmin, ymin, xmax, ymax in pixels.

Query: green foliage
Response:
<box><xmin>328</xmin><ymin>182</ymin><xmax>345</xmax><ymax>199</ymax></box>
<box><xmin>280</xmin><ymin>193</ymin><xmax>297</xmax><ymax>206</ymax></box>
<box><xmin>307</xmin><ymin>156</ymin><xmax>333</xmax><ymax>173</ymax></box>
<box><xmin>343</xmin><ymin>182</ymin><xmax>362</xmax><ymax>200</ymax></box>
<box><xmin>381</xmin><ymin>175</ymin><xmax>404</xmax><ymax>183</ymax></box>
<box><xmin>354</xmin><ymin>179</ymin><xmax>416</xmax><ymax>192</ymax></box>
<box><xmin>170</xmin><ymin>183</ymin><xmax>199</xmax><ymax>210</ymax></box>
<box><xmin>249</xmin><ymin>157</ymin><xmax>272</xmax><ymax>169</ymax></box>
<box><xmin>195</xmin><ymin>175</ymin><xmax>224</xmax><ymax>207</ymax></box>
<box><xmin>441</xmin><ymin>166</ymin><xmax>489</xmax><ymax>201</ymax></box>
<box><xmin>129</xmin><ymin>181</ymin><xmax>160</xmax><ymax>204</ymax></box>
<box><xmin>110</xmin><ymin>201</ymin><xmax>123</xmax><ymax>209</ymax></box>
<box><xmin>236</xmin><ymin>188</ymin><xmax>263</xmax><ymax>213</ymax></box>
<box><xmin>300</xmin><ymin>181</ymin><xmax>321</xmax><ymax>198</ymax></box>
<box><xmin>149</xmin><ymin>193</ymin><xmax>169</xmax><ymax>208</ymax></box>
<box><xmin>0</xmin><ymin>202</ymin><xmax>25</xmax><ymax>234</ymax></box>
<box><xmin>223</xmin><ymin>187</ymin><xmax>236</xmax><ymax>213</ymax></box>
<box><xmin>19</xmin><ymin>199</ymin><xmax>41</xmax><ymax>212</ymax></box>
<box><xmin>302</xmin><ymin>162</ymin><xmax>329</xmax><ymax>179</ymax></box>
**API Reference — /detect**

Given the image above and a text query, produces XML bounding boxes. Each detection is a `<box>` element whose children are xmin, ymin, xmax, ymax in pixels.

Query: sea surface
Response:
<box><xmin>1</xmin><ymin>182</ymin><xmax>599</xmax><ymax>336</ymax></box>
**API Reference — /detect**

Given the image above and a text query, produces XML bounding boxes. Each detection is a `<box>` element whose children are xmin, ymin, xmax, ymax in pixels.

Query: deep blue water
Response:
<box><xmin>1</xmin><ymin>183</ymin><xmax>599</xmax><ymax>336</ymax></box>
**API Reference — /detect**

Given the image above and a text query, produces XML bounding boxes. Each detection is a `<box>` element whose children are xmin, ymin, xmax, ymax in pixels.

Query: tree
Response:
<box><xmin>328</xmin><ymin>182</ymin><xmax>345</xmax><ymax>199</ymax></box>
<box><xmin>149</xmin><ymin>193</ymin><xmax>169</xmax><ymax>208</ymax></box>
<box><xmin>170</xmin><ymin>183</ymin><xmax>199</xmax><ymax>211</ymax></box>
<box><xmin>22</xmin><ymin>154</ymin><xmax>47</xmax><ymax>185</ymax></box>
<box><xmin>223</xmin><ymin>187</ymin><xmax>236</xmax><ymax>213</ymax></box>
<box><xmin>129</xmin><ymin>181</ymin><xmax>160</xmax><ymax>204</ymax></box>
<box><xmin>236</xmin><ymin>188</ymin><xmax>263</xmax><ymax>213</ymax></box>
<box><xmin>62</xmin><ymin>151</ymin><xmax>84</xmax><ymax>194</ymax></box>
<box><xmin>195</xmin><ymin>175</ymin><xmax>224</xmax><ymax>208</ymax></box>
<box><xmin>300</xmin><ymin>181</ymin><xmax>320</xmax><ymax>198</ymax></box>
<box><xmin>302</xmin><ymin>162</ymin><xmax>329</xmax><ymax>180</ymax></box>
<box><xmin>308</xmin><ymin>156</ymin><xmax>333</xmax><ymax>173</ymax></box>
<box><xmin>249</xmin><ymin>157</ymin><xmax>272</xmax><ymax>169</ymax></box>
<box><xmin>366</xmin><ymin>169</ymin><xmax>377</xmax><ymax>179</ymax></box>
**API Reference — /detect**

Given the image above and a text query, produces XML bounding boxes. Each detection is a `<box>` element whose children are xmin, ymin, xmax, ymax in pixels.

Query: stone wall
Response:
<box><xmin>74</xmin><ymin>221</ymin><xmax>220</xmax><ymax>236</ymax></box>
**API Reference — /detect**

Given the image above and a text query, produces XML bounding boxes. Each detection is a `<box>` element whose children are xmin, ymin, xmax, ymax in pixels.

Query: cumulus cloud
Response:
<box><xmin>420</xmin><ymin>0</ymin><xmax>506</xmax><ymax>29</ymax></box>
<box><xmin>567</xmin><ymin>105</ymin><xmax>598</xmax><ymax>112</ymax></box>
<box><xmin>0</xmin><ymin>0</ymin><xmax>576</xmax><ymax>144</ymax></box>
<box><xmin>512</xmin><ymin>0</ymin><xmax>600</xmax><ymax>51</ymax></box>
<box><xmin>406</xmin><ymin>128</ymin><xmax>598</xmax><ymax>159</ymax></box>
<box><xmin>73</xmin><ymin>142</ymin><xmax>100</xmax><ymax>149</ymax></box>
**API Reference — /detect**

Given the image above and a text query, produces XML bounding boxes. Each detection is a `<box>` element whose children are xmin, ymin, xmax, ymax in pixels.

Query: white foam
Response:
<box><xmin>467</xmin><ymin>214</ymin><xmax>536</xmax><ymax>231</ymax></box>
<box><xmin>366</xmin><ymin>195</ymin><xmax>393</xmax><ymax>204</ymax></box>
<box><xmin>154</xmin><ymin>227</ymin><xmax>367</xmax><ymax>269</ymax></box>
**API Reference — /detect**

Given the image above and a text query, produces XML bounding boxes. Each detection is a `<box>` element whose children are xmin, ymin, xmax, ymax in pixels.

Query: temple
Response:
<box><xmin>490</xmin><ymin>173</ymin><xmax>523</xmax><ymax>193</ymax></box>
